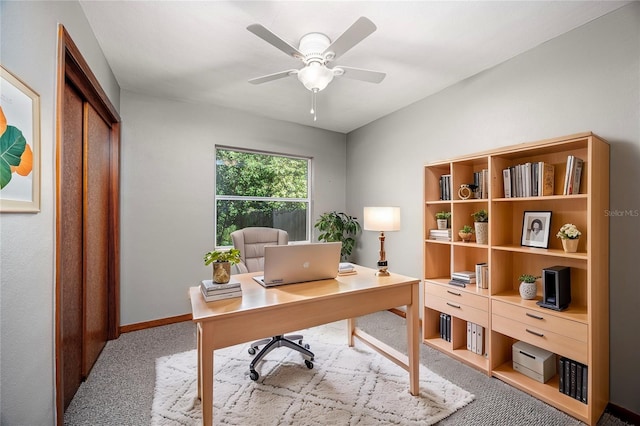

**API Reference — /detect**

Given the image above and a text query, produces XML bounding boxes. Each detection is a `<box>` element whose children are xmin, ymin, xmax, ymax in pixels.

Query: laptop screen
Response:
<box><xmin>253</xmin><ymin>242</ymin><xmax>341</xmax><ymax>287</ymax></box>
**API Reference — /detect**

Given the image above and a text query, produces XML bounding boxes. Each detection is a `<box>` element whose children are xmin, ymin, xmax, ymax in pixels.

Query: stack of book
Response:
<box><xmin>466</xmin><ymin>322</ymin><xmax>485</xmax><ymax>356</ymax></box>
<box><xmin>200</xmin><ymin>279</ymin><xmax>242</xmax><ymax>302</ymax></box>
<box><xmin>439</xmin><ymin>174</ymin><xmax>452</xmax><ymax>200</ymax></box>
<box><xmin>475</xmin><ymin>263</ymin><xmax>489</xmax><ymax>289</ymax></box>
<box><xmin>338</xmin><ymin>262</ymin><xmax>357</xmax><ymax>276</ymax></box>
<box><xmin>429</xmin><ymin>229</ymin><xmax>452</xmax><ymax>241</ymax></box>
<box><xmin>502</xmin><ymin>162</ymin><xmax>555</xmax><ymax>198</ymax></box>
<box><xmin>559</xmin><ymin>357</ymin><xmax>588</xmax><ymax>404</ymax></box>
<box><xmin>449</xmin><ymin>271</ymin><xmax>476</xmax><ymax>287</ymax></box>
<box><xmin>439</xmin><ymin>313</ymin><xmax>451</xmax><ymax>342</ymax></box>
<box><xmin>563</xmin><ymin>155</ymin><xmax>584</xmax><ymax>195</ymax></box>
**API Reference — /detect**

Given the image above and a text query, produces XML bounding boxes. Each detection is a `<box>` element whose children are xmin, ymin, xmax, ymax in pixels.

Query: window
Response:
<box><xmin>215</xmin><ymin>147</ymin><xmax>311</xmax><ymax>246</ymax></box>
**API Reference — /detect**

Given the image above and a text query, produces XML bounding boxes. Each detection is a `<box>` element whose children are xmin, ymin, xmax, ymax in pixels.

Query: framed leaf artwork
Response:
<box><xmin>1</xmin><ymin>65</ymin><xmax>40</xmax><ymax>212</ymax></box>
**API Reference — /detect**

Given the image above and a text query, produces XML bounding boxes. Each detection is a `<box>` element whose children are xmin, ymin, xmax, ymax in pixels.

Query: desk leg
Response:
<box><xmin>197</xmin><ymin>323</ymin><xmax>202</xmax><ymax>399</ymax></box>
<box><xmin>201</xmin><ymin>342</ymin><xmax>214</xmax><ymax>426</ymax></box>
<box><xmin>347</xmin><ymin>318</ymin><xmax>355</xmax><ymax>346</ymax></box>
<box><xmin>406</xmin><ymin>283</ymin><xmax>420</xmax><ymax>396</ymax></box>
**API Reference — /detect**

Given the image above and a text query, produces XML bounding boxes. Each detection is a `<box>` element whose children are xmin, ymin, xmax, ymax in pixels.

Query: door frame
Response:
<box><xmin>54</xmin><ymin>24</ymin><xmax>121</xmax><ymax>425</ymax></box>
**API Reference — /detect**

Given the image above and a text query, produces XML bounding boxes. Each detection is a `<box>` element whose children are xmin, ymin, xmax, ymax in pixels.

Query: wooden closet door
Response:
<box><xmin>60</xmin><ymin>82</ymin><xmax>84</xmax><ymax>409</ymax></box>
<box><xmin>83</xmin><ymin>104</ymin><xmax>110</xmax><ymax>375</ymax></box>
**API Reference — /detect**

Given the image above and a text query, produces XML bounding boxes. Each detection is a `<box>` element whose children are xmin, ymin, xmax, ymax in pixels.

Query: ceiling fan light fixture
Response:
<box><xmin>297</xmin><ymin>62</ymin><xmax>334</xmax><ymax>91</ymax></box>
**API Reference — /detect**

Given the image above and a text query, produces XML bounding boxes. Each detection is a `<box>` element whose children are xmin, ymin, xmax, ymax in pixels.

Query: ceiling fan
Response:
<box><xmin>247</xmin><ymin>17</ymin><xmax>386</xmax><ymax>121</ymax></box>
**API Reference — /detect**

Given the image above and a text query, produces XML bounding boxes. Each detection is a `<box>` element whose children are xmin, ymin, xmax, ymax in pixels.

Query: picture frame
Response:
<box><xmin>0</xmin><ymin>65</ymin><xmax>40</xmax><ymax>212</ymax></box>
<box><xmin>521</xmin><ymin>211</ymin><xmax>552</xmax><ymax>248</ymax></box>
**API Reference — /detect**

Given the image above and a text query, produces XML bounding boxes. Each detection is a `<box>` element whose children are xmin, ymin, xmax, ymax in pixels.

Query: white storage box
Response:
<box><xmin>512</xmin><ymin>341</ymin><xmax>557</xmax><ymax>383</ymax></box>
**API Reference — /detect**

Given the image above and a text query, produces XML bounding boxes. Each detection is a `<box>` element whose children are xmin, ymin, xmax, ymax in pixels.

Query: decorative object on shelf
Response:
<box><xmin>204</xmin><ymin>248</ymin><xmax>241</xmax><ymax>284</ymax></box>
<box><xmin>458</xmin><ymin>225</ymin><xmax>474</xmax><ymax>242</ymax></box>
<box><xmin>521</xmin><ymin>211</ymin><xmax>552</xmax><ymax>248</ymax></box>
<box><xmin>537</xmin><ymin>266</ymin><xmax>571</xmax><ymax>311</ymax></box>
<box><xmin>556</xmin><ymin>223</ymin><xmax>581</xmax><ymax>253</ymax></box>
<box><xmin>471</xmin><ymin>209</ymin><xmax>488</xmax><ymax>244</ymax></box>
<box><xmin>314</xmin><ymin>211</ymin><xmax>361</xmax><ymax>261</ymax></box>
<box><xmin>435</xmin><ymin>211</ymin><xmax>451</xmax><ymax>230</ymax></box>
<box><xmin>518</xmin><ymin>274</ymin><xmax>541</xmax><ymax>300</ymax></box>
<box><xmin>363</xmin><ymin>206</ymin><xmax>401</xmax><ymax>276</ymax></box>
<box><xmin>1</xmin><ymin>65</ymin><xmax>41</xmax><ymax>213</ymax></box>
<box><xmin>457</xmin><ymin>183</ymin><xmax>476</xmax><ymax>200</ymax></box>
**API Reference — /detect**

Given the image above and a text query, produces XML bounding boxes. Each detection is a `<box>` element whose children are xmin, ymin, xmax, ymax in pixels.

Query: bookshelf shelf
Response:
<box><xmin>422</xmin><ymin>132</ymin><xmax>609</xmax><ymax>425</ymax></box>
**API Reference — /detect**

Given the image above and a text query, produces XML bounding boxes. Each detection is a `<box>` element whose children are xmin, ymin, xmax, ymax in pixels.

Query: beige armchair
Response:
<box><xmin>230</xmin><ymin>227</ymin><xmax>314</xmax><ymax>381</ymax></box>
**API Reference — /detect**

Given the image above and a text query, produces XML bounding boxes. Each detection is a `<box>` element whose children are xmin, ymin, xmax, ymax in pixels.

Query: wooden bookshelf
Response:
<box><xmin>422</xmin><ymin>132</ymin><xmax>609</xmax><ymax>425</ymax></box>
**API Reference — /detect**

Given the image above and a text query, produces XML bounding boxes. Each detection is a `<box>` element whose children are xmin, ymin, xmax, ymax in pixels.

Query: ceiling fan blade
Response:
<box><xmin>335</xmin><ymin>66</ymin><xmax>386</xmax><ymax>84</ymax></box>
<box><xmin>247</xmin><ymin>24</ymin><xmax>304</xmax><ymax>59</ymax></box>
<box><xmin>323</xmin><ymin>17</ymin><xmax>377</xmax><ymax>61</ymax></box>
<box><xmin>248</xmin><ymin>69</ymin><xmax>298</xmax><ymax>85</ymax></box>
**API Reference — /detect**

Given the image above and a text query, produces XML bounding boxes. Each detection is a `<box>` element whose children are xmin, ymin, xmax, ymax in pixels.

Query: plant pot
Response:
<box><xmin>213</xmin><ymin>261</ymin><xmax>231</xmax><ymax>284</ymax></box>
<box><xmin>474</xmin><ymin>222</ymin><xmax>488</xmax><ymax>245</ymax></box>
<box><xmin>458</xmin><ymin>231</ymin><xmax>473</xmax><ymax>242</ymax></box>
<box><xmin>437</xmin><ymin>219</ymin><xmax>448</xmax><ymax>230</ymax></box>
<box><xmin>519</xmin><ymin>281</ymin><xmax>537</xmax><ymax>300</ymax></box>
<box><xmin>562</xmin><ymin>238</ymin><xmax>579</xmax><ymax>253</ymax></box>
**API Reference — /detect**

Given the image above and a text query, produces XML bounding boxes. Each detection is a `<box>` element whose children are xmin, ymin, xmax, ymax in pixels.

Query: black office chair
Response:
<box><xmin>230</xmin><ymin>227</ymin><xmax>314</xmax><ymax>381</ymax></box>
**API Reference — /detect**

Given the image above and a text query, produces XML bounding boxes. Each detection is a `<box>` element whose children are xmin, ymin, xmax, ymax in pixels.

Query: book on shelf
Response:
<box><xmin>445</xmin><ymin>314</ymin><xmax>451</xmax><ymax>342</ymax></box>
<box><xmin>448</xmin><ymin>279</ymin><xmax>468</xmax><ymax>287</ymax></box>
<box><xmin>563</xmin><ymin>155</ymin><xmax>584</xmax><ymax>195</ymax></box>
<box><xmin>200</xmin><ymin>285</ymin><xmax>242</xmax><ymax>302</ymax></box>
<box><xmin>502</xmin><ymin>161</ymin><xmax>554</xmax><ymax>198</ymax></box>
<box><xmin>467</xmin><ymin>322</ymin><xmax>472</xmax><ymax>351</ymax></box>
<box><xmin>440</xmin><ymin>174</ymin><xmax>452</xmax><ymax>200</ymax></box>
<box><xmin>474</xmin><ymin>263</ymin><xmax>488</xmax><ymax>289</ymax></box>
<box><xmin>471</xmin><ymin>323</ymin><xmax>477</xmax><ymax>353</ymax></box>
<box><xmin>559</xmin><ymin>357</ymin><xmax>588</xmax><ymax>404</ymax></box>
<box><xmin>451</xmin><ymin>271</ymin><xmax>476</xmax><ymax>284</ymax></box>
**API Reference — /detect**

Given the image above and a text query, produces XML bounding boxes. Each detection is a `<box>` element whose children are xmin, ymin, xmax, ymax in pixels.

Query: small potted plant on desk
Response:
<box><xmin>204</xmin><ymin>248</ymin><xmax>241</xmax><ymax>284</ymax></box>
<box><xmin>435</xmin><ymin>211</ymin><xmax>451</xmax><ymax>230</ymax></box>
<box><xmin>518</xmin><ymin>274</ymin><xmax>541</xmax><ymax>300</ymax></box>
<box><xmin>459</xmin><ymin>225</ymin><xmax>474</xmax><ymax>242</ymax></box>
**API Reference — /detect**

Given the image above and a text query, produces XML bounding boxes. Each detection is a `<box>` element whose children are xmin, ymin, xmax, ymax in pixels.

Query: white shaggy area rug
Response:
<box><xmin>151</xmin><ymin>321</ymin><xmax>474</xmax><ymax>425</ymax></box>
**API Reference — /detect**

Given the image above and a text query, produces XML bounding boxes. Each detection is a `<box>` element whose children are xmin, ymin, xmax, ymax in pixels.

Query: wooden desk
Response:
<box><xmin>189</xmin><ymin>265</ymin><xmax>420</xmax><ymax>426</ymax></box>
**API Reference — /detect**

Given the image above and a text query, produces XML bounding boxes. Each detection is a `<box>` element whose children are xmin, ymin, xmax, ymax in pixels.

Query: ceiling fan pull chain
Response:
<box><xmin>311</xmin><ymin>88</ymin><xmax>318</xmax><ymax>121</ymax></box>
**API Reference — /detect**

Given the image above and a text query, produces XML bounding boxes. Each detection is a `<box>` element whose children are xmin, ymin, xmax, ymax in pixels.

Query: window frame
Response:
<box><xmin>214</xmin><ymin>145</ymin><xmax>312</xmax><ymax>248</ymax></box>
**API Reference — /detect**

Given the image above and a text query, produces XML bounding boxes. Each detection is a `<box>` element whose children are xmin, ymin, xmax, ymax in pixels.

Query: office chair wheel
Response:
<box><xmin>249</xmin><ymin>370</ymin><xmax>259</xmax><ymax>381</ymax></box>
<box><xmin>248</xmin><ymin>347</ymin><xmax>257</xmax><ymax>355</ymax></box>
<box><xmin>303</xmin><ymin>343</ymin><xmax>310</xmax><ymax>350</ymax></box>
<box><xmin>305</xmin><ymin>360</ymin><xmax>314</xmax><ymax>369</ymax></box>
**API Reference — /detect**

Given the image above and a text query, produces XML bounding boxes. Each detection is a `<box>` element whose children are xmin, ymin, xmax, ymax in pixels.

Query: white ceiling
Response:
<box><xmin>79</xmin><ymin>1</ymin><xmax>630</xmax><ymax>134</ymax></box>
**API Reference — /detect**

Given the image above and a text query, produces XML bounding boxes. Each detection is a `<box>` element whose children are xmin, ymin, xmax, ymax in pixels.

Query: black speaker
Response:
<box><xmin>537</xmin><ymin>266</ymin><xmax>571</xmax><ymax>311</ymax></box>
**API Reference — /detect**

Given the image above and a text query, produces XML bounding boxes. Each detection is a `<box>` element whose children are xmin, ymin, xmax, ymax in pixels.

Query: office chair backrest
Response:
<box><xmin>230</xmin><ymin>227</ymin><xmax>289</xmax><ymax>273</ymax></box>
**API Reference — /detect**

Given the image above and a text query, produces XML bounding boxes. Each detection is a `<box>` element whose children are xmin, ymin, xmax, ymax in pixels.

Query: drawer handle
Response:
<box><xmin>446</xmin><ymin>302</ymin><xmax>461</xmax><ymax>309</ymax></box>
<box><xmin>447</xmin><ymin>290</ymin><xmax>462</xmax><ymax>296</ymax></box>
<box><xmin>526</xmin><ymin>328</ymin><xmax>544</xmax><ymax>337</ymax></box>
<box><xmin>526</xmin><ymin>313</ymin><xmax>544</xmax><ymax>320</ymax></box>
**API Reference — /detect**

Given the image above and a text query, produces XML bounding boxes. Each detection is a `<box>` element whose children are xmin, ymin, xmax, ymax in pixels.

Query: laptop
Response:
<box><xmin>253</xmin><ymin>242</ymin><xmax>342</xmax><ymax>287</ymax></box>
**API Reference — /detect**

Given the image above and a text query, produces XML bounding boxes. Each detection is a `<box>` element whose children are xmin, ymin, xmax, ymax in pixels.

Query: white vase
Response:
<box><xmin>474</xmin><ymin>222</ymin><xmax>488</xmax><ymax>245</ymax></box>
<box><xmin>437</xmin><ymin>219</ymin><xmax>448</xmax><ymax>230</ymax></box>
<box><xmin>562</xmin><ymin>238</ymin><xmax>579</xmax><ymax>253</ymax></box>
<box><xmin>519</xmin><ymin>281</ymin><xmax>537</xmax><ymax>300</ymax></box>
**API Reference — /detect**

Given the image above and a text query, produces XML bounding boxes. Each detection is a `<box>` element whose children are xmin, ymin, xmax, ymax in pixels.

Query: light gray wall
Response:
<box><xmin>347</xmin><ymin>3</ymin><xmax>640</xmax><ymax>414</ymax></box>
<box><xmin>0</xmin><ymin>1</ymin><xmax>121</xmax><ymax>424</ymax></box>
<box><xmin>119</xmin><ymin>90</ymin><xmax>346</xmax><ymax>325</ymax></box>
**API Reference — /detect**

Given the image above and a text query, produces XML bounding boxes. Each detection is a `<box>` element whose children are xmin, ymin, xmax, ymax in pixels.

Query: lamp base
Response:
<box><xmin>375</xmin><ymin>261</ymin><xmax>389</xmax><ymax>276</ymax></box>
<box><xmin>375</xmin><ymin>269</ymin><xmax>390</xmax><ymax>276</ymax></box>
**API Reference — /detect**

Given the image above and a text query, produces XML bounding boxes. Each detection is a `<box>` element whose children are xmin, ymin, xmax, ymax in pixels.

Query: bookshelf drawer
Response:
<box><xmin>424</xmin><ymin>282</ymin><xmax>489</xmax><ymax>312</ymax></box>
<box><xmin>492</xmin><ymin>300</ymin><xmax>587</xmax><ymax>342</ymax></box>
<box><xmin>426</xmin><ymin>294</ymin><xmax>488</xmax><ymax>327</ymax></box>
<box><xmin>492</xmin><ymin>313</ymin><xmax>587</xmax><ymax>364</ymax></box>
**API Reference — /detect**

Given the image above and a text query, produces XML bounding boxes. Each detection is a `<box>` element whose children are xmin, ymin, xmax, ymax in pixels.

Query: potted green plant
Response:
<box><xmin>471</xmin><ymin>209</ymin><xmax>488</xmax><ymax>244</ymax></box>
<box><xmin>459</xmin><ymin>225</ymin><xmax>474</xmax><ymax>242</ymax></box>
<box><xmin>518</xmin><ymin>274</ymin><xmax>541</xmax><ymax>300</ymax></box>
<box><xmin>314</xmin><ymin>211</ymin><xmax>361</xmax><ymax>261</ymax></box>
<box><xmin>204</xmin><ymin>248</ymin><xmax>241</xmax><ymax>284</ymax></box>
<box><xmin>435</xmin><ymin>211</ymin><xmax>451</xmax><ymax>230</ymax></box>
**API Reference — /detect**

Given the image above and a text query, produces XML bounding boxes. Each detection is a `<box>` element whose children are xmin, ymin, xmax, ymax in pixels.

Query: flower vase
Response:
<box><xmin>474</xmin><ymin>222</ymin><xmax>488</xmax><ymax>245</ymax></box>
<box><xmin>519</xmin><ymin>281</ymin><xmax>537</xmax><ymax>300</ymax></box>
<box><xmin>213</xmin><ymin>261</ymin><xmax>231</xmax><ymax>283</ymax></box>
<box><xmin>562</xmin><ymin>238</ymin><xmax>579</xmax><ymax>253</ymax></box>
<box><xmin>437</xmin><ymin>219</ymin><xmax>448</xmax><ymax>230</ymax></box>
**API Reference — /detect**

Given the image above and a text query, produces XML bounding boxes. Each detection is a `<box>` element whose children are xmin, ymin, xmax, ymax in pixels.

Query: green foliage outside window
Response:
<box><xmin>215</xmin><ymin>148</ymin><xmax>310</xmax><ymax>246</ymax></box>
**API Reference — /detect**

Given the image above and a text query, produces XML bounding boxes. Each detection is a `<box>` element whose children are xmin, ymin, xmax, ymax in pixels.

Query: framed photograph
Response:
<box><xmin>521</xmin><ymin>211</ymin><xmax>552</xmax><ymax>248</ymax></box>
<box><xmin>0</xmin><ymin>65</ymin><xmax>40</xmax><ymax>212</ymax></box>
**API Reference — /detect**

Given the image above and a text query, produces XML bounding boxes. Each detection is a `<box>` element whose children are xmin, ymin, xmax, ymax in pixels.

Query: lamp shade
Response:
<box><xmin>297</xmin><ymin>62</ymin><xmax>334</xmax><ymax>91</ymax></box>
<box><xmin>363</xmin><ymin>207</ymin><xmax>401</xmax><ymax>232</ymax></box>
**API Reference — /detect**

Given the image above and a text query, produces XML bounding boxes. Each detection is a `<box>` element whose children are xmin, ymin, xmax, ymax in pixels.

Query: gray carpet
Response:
<box><xmin>64</xmin><ymin>311</ymin><xmax>630</xmax><ymax>425</ymax></box>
